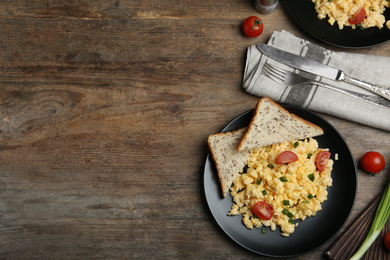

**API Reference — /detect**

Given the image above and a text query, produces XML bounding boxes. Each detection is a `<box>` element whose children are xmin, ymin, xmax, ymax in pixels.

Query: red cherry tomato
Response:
<box><xmin>349</xmin><ymin>8</ymin><xmax>366</xmax><ymax>25</ymax></box>
<box><xmin>253</xmin><ymin>201</ymin><xmax>273</xmax><ymax>220</ymax></box>
<box><xmin>316</xmin><ymin>151</ymin><xmax>331</xmax><ymax>172</ymax></box>
<box><xmin>384</xmin><ymin>232</ymin><xmax>390</xmax><ymax>251</ymax></box>
<box><xmin>360</xmin><ymin>151</ymin><xmax>385</xmax><ymax>173</ymax></box>
<box><xmin>276</xmin><ymin>151</ymin><xmax>298</xmax><ymax>164</ymax></box>
<box><xmin>243</xmin><ymin>16</ymin><xmax>264</xmax><ymax>38</ymax></box>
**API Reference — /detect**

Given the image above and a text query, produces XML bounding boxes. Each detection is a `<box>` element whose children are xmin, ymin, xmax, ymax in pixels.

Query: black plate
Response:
<box><xmin>284</xmin><ymin>0</ymin><xmax>390</xmax><ymax>48</ymax></box>
<box><xmin>204</xmin><ymin>106</ymin><xmax>357</xmax><ymax>257</ymax></box>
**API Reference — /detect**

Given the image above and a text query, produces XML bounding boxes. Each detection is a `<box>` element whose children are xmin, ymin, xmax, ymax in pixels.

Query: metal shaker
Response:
<box><xmin>255</xmin><ymin>0</ymin><xmax>279</xmax><ymax>15</ymax></box>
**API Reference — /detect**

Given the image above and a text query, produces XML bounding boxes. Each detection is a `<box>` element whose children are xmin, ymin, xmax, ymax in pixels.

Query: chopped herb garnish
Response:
<box><xmin>282</xmin><ymin>209</ymin><xmax>293</xmax><ymax>218</ymax></box>
<box><xmin>308</xmin><ymin>173</ymin><xmax>315</xmax><ymax>182</ymax></box>
<box><xmin>262</xmin><ymin>190</ymin><xmax>267</xmax><ymax>196</ymax></box>
<box><xmin>307</xmin><ymin>153</ymin><xmax>313</xmax><ymax>159</ymax></box>
<box><xmin>283</xmin><ymin>200</ymin><xmax>290</xmax><ymax>206</ymax></box>
<box><xmin>267</xmin><ymin>164</ymin><xmax>274</xmax><ymax>169</ymax></box>
<box><xmin>280</xmin><ymin>176</ymin><xmax>288</xmax><ymax>182</ymax></box>
<box><xmin>252</xmin><ymin>214</ymin><xmax>258</xmax><ymax>219</ymax></box>
<box><xmin>303</xmin><ymin>200</ymin><xmax>310</xmax><ymax>204</ymax></box>
<box><xmin>261</xmin><ymin>228</ymin><xmax>267</xmax><ymax>234</ymax></box>
<box><xmin>308</xmin><ymin>194</ymin><xmax>314</xmax><ymax>199</ymax></box>
<box><xmin>294</xmin><ymin>141</ymin><xmax>299</xmax><ymax>148</ymax></box>
<box><xmin>256</xmin><ymin>179</ymin><xmax>261</xmax><ymax>185</ymax></box>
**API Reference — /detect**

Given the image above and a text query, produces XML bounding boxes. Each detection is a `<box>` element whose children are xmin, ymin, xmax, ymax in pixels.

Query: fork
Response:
<box><xmin>263</xmin><ymin>63</ymin><xmax>390</xmax><ymax>107</ymax></box>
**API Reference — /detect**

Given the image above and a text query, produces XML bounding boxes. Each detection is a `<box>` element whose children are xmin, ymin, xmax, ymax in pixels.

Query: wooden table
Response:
<box><xmin>1</xmin><ymin>0</ymin><xmax>389</xmax><ymax>259</ymax></box>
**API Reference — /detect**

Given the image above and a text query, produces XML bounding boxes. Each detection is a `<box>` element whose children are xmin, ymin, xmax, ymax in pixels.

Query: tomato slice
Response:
<box><xmin>349</xmin><ymin>8</ymin><xmax>366</xmax><ymax>25</ymax></box>
<box><xmin>276</xmin><ymin>151</ymin><xmax>298</xmax><ymax>164</ymax></box>
<box><xmin>384</xmin><ymin>231</ymin><xmax>390</xmax><ymax>251</ymax></box>
<box><xmin>316</xmin><ymin>151</ymin><xmax>331</xmax><ymax>172</ymax></box>
<box><xmin>253</xmin><ymin>201</ymin><xmax>273</xmax><ymax>220</ymax></box>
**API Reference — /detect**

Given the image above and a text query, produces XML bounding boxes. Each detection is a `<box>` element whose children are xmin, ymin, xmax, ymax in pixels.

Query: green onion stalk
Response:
<box><xmin>350</xmin><ymin>182</ymin><xmax>390</xmax><ymax>260</ymax></box>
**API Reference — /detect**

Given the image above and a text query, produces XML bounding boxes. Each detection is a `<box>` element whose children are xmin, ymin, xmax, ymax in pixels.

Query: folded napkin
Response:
<box><xmin>243</xmin><ymin>30</ymin><xmax>390</xmax><ymax>132</ymax></box>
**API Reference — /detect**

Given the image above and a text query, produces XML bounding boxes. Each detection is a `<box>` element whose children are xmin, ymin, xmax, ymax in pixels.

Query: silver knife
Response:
<box><xmin>257</xmin><ymin>43</ymin><xmax>390</xmax><ymax>101</ymax></box>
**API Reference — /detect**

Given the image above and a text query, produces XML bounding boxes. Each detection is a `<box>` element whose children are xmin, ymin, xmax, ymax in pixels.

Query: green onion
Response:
<box><xmin>350</xmin><ymin>183</ymin><xmax>390</xmax><ymax>260</ymax></box>
<box><xmin>303</xmin><ymin>200</ymin><xmax>310</xmax><ymax>204</ymax></box>
<box><xmin>308</xmin><ymin>194</ymin><xmax>314</xmax><ymax>199</ymax></box>
<box><xmin>267</xmin><ymin>164</ymin><xmax>274</xmax><ymax>169</ymax></box>
<box><xmin>282</xmin><ymin>209</ymin><xmax>293</xmax><ymax>218</ymax></box>
<box><xmin>308</xmin><ymin>173</ymin><xmax>315</xmax><ymax>182</ymax></box>
<box><xmin>280</xmin><ymin>176</ymin><xmax>288</xmax><ymax>182</ymax></box>
<box><xmin>307</xmin><ymin>153</ymin><xmax>313</xmax><ymax>159</ymax></box>
<box><xmin>294</xmin><ymin>141</ymin><xmax>299</xmax><ymax>148</ymax></box>
<box><xmin>261</xmin><ymin>228</ymin><xmax>267</xmax><ymax>234</ymax></box>
<box><xmin>283</xmin><ymin>200</ymin><xmax>290</xmax><ymax>206</ymax></box>
<box><xmin>357</xmin><ymin>23</ymin><xmax>365</xmax><ymax>30</ymax></box>
<box><xmin>256</xmin><ymin>179</ymin><xmax>261</xmax><ymax>185</ymax></box>
<box><xmin>282</xmin><ymin>208</ymin><xmax>294</xmax><ymax>224</ymax></box>
<box><xmin>262</xmin><ymin>190</ymin><xmax>267</xmax><ymax>196</ymax></box>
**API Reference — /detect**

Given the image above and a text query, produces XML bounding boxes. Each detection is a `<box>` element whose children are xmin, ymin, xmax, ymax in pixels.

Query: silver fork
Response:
<box><xmin>263</xmin><ymin>63</ymin><xmax>390</xmax><ymax>107</ymax></box>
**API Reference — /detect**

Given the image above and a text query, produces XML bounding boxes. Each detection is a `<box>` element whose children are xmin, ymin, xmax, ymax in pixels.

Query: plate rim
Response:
<box><xmin>284</xmin><ymin>1</ymin><xmax>390</xmax><ymax>49</ymax></box>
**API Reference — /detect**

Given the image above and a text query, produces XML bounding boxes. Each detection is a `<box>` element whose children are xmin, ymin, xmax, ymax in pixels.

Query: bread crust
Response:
<box><xmin>207</xmin><ymin>128</ymin><xmax>251</xmax><ymax>198</ymax></box>
<box><xmin>237</xmin><ymin>97</ymin><xmax>324</xmax><ymax>151</ymax></box>
<box><xmin>207</xmin><ymin>97</ymin><xmax>324</xmax><ymax>198</ymax></box>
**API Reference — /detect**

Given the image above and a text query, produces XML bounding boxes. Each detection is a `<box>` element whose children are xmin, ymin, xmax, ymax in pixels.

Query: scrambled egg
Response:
<box><xmin>312</xmin><ymin>0</ymin><xmax>390</xmax><ymax>29</ymax></box>
<box><xmin>228</xmin><ymin>138</ymin><xmax>333</xmax><ymax>237</ymax></box>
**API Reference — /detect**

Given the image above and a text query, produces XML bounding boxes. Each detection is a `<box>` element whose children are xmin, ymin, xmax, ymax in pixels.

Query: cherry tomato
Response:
<box><xmin>276</xmin><ymin>151</ymin><xmax>298</xmax><ymax>164</ymax></box>
<box><xmin>242</xmin><ymin>16</ymin><xmax>264</xmax><ymax>38</ymax></box>
<box><xmin>349</xmin><ymin>8</ymin><xmax>366</xmax><ymax>25</ymax></box>
<box><xmin>253</xmin><ymin>201</ymin><xmax>273</xmax><ymax>220</ymax></box>
<box><xmin>384</xmin><ymin>232</ymin><xmax>390</xmax><ymax>251</ymax></box>
<box><xmin>316</xmin><ymin>151</ymin><xmax>331</xmax><ymax>172</ymax></box>
<box><xmin>360</xmin><ymin>151</ymin><xmax>385</xmax><ymax>173</ymax></box>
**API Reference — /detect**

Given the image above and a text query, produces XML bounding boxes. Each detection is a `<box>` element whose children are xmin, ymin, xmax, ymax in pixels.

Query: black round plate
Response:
<box><xmin>204</xmin><ymin>106</ymin><xmax>357</xmax><ymax>257</ymax></box>
<box><xmin>284</xmin><ymin>1</ymin><xmax>390</xmax><ymax>48</ymax></box>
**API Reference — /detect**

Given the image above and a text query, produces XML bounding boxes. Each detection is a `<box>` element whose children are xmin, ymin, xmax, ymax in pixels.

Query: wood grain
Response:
<box><xmin>0</xmin><ymin>0</ymin><xmax>389</xmax><ymax>259</ymax></box>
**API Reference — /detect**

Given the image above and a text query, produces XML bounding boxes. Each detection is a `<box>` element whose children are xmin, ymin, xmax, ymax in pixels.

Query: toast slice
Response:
<box><xmin>237</xmin><ymin>97</ymin><xmax>324</xmax><ymax>151</ymax></box>
<box><xmin>208</xmin><ymin>128</ymin><xmax>252</xmax><ymax>198</ymax></box>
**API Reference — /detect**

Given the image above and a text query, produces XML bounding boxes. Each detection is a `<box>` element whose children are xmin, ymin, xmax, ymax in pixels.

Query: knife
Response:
<box><xmin>257</xmin><ymin>43</ymin><xmax>390</xmax><ymax>101</ymax></box>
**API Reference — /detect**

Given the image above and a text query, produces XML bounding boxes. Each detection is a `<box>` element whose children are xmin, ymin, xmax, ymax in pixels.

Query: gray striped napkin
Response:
<box><xmin>243</xmin><ymin>30</ymin><xmax>390</xmax><ymax>131</ymax></box>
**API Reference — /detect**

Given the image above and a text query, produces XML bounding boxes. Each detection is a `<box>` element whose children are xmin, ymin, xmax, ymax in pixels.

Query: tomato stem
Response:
<box><xmin>251</xmin><ymin>19</ymin><xmax>261</xmax><ymax>32</ymax></box>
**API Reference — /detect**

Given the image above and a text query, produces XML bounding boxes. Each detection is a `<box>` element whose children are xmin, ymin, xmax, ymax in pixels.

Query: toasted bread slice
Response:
<box><xmin>237</xmin><ymin>97</ymin><xmax>324</xmax><ymax>151</ymax></box>
<box><xmin>208</xmin><ymin>128</ymin><xmax>252</xmax><ymax>198</ymax></box>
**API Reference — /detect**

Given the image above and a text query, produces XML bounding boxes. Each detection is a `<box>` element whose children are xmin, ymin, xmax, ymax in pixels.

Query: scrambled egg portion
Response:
<box><xmin>312</xmin><ymin>0</ymin><xmax>390</xmax><ymax>29</ymax></box>
<box><xmin>228</xmin><ymin>138</ymin><xmax>333</xmax><ymax>237</ymax></box>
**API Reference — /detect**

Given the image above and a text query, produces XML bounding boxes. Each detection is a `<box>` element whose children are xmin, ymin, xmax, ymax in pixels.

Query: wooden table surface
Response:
<box><xmin>1</xmin><ymin>0</ymin><xmax>389</xmax><ymax>259</ymax></box>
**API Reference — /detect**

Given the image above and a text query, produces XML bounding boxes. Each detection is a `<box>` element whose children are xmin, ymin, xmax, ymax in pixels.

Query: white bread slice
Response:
<box><xmin>208</xmin><ymin>128</ymin><xmax>252</xmax><ymax>198</ymax></box>
<box><xmin>237</xmin><ymin>97</ymin><xmax>324</xmax><ymax>151</ymax></box>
